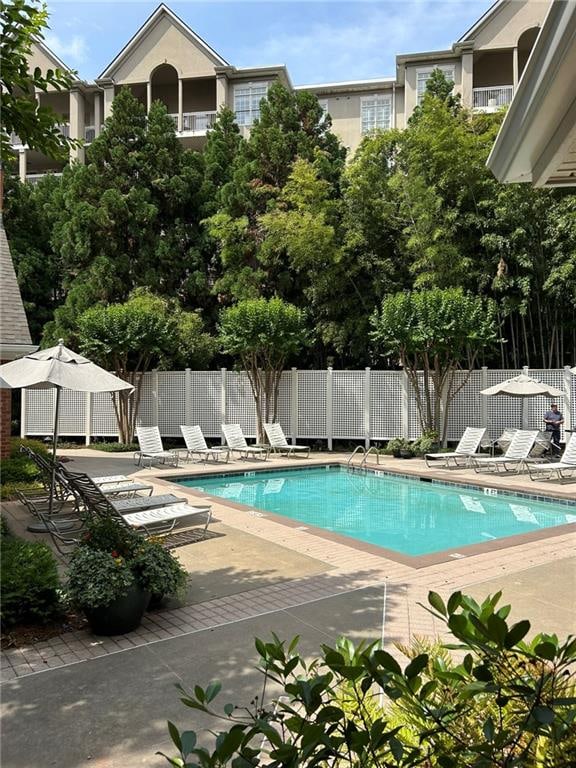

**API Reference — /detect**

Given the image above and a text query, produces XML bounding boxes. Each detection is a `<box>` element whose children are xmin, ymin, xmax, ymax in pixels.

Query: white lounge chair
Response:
<box><xmin>264</xmin><ymin>423</ymin><xmax>310</xmax><ymax>457</ymax></box>
<box><xmin>122</xmin><ymin>502</ymin><xmax>212</xmax><ymax>536</ymax></box>
<box><xmin>526</xmin><ymin>433</ymin><xmax>576</xmax><ymax>481</ymax></box>
<box><xmin>179</xmin><ymin>425</ymin><xmax>230</xmax><ymax>463</ymax></box>
<box><xmin>425</xmin><ymin>427</ymin><xmax>486</xmax><ymax>468</ymax></box>
<box><xmin>222</xmin><ymin>424</ymin><xmax>269</xmax><ymax>460</ymax></box>
<box><xmin>470</xmin><ymin>430</ymin><xmax>538</xmax><ymax>473</ymax></box>
<box><xmin>135</xmin><ymin>426</ymin><xmax>179</xmax><ymax>467</ymax></box>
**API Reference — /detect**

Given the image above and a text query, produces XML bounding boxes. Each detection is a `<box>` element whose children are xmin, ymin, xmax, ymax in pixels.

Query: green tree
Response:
<box><xmin>371</xmin><ymin>288</ymin><xmax>499</xmax><ymax>443</ymax></box>
<box><xmin>0</xmin><ymin>0</ymin><xmax>76</xmax><ymax>160</ymax></box>
<box><xmin>3</xmin><ymin>172</ymin><xmax>64</xmax><ymax>341</ymax></box>
<box><xmin>161</xmin><ymin>590</ymin><xmax>576</xmax><ymax>767</ymax></box>
<box><xmin>77</xmin><ymin>290</ymin><xmax>214</xmax><ymax>442</ymax></box>
<box><xmin>45</xmin><ymin>88</ymin><xmax>209</xmax><ymax>341</ymax></box>
<box><xmin>218</xmin><ymin>298</ymin><xmax>308</xmax><ymax>442</ymax></box>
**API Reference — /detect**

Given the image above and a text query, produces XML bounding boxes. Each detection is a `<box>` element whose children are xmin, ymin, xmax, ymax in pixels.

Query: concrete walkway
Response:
<box><xmin>1</xmin><ymin>448</ymin><xmax>574</xmax><ymax>767</ymax></box>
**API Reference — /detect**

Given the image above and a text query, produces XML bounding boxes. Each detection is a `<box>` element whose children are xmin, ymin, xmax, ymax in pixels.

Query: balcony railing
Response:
<box><xmin>473</xmin><ymin>85</ymin><xmax>514</xmax><ymax>110</ymax></box>
<box><xmin>168</xmin><ymin>111</ymin><xmax>217</xmax><ymax>134</ymax></box>
<box><xmin>9</xmin><ymin>123</ymin><xmax>70</xmax><ymax>148</ymax></box>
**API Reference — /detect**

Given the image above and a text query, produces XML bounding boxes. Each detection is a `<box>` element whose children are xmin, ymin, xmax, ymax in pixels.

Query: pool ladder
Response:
<box><xmin>347</xmin><ymin>445</ymin><xmax>381</xmax><ymax>469</ymax></box>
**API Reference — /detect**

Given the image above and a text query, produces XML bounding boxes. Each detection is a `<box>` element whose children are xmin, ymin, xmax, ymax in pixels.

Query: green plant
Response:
<box><xmin>90</xmin><ymin>442</ymin><xmax>139</xmax><ymax>453</ymax></box>
<box><xmin>1</xmin><ymin>535</ymin><xmax>62</xmax><ymax>627</ymax></box>
<box><xmin>411</xmin><ymin>430</ymin><xmax>439</xmax><ymax>456</ymax></box>
<box><xmin>383</xmin><ymin>437</ymin><xmax>414</xmax><ymax>456</ymax></box>
<box><xmin>82</xmin><ymin>515</ymin><xmax>139</xmax><ymax>558</ymax></box>
<box><xmin>160</xmin><ymin>590</ymin><xmax>576</xmax><ymax>768</ymax></box>
<box><xmin>131</xmin><ymin>539</ymin><xmax>187</xmax><ymax>598</ymax></box>
<box><xmin>66</xmin><ymin>547</ymin><xmax>136</xmax><ymax>610</ymax></box>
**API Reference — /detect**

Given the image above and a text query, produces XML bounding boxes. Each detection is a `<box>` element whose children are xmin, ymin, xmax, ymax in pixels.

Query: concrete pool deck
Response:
<box><xmin>1</xmin><ymin>448</ymin><xmax>574</xmax><ymax>765</ymax></box>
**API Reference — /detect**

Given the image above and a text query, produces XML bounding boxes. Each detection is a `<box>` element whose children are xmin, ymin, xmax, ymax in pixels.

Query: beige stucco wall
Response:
<box><xmin>111</xmin><ymin>15</ymin><xmax>219</xmax><ymax>83</ymax></box>
<box><xmin>28</xmin><ymin>44</ymin><xmax>68</xmax><ymax>92</ymax></box>
<box><xmin>471</xmin><ymin>0</ymin><xmax>548</xmax><ymax>50</ymax></box>
<box><xmin>394</xmin><ymin>87</ymin><xmax>405</xmax><ymax>129</ymax></box>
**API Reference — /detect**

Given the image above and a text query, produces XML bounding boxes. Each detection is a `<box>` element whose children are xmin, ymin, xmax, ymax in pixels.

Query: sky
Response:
<box><xmin>43</xmin><ymin>0</ymin><xmax>495</xmax><ymax>85</ymax></box>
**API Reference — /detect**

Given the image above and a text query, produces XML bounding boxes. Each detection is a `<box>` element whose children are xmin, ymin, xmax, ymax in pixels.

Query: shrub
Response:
<box><xmin>411</xmin><ymin>430</ymin><xmax>439</xmax><ymax>456</ymax></box>
<box><xmin>160</xmin><ymin>591</ymin><xmax>576</xmax><ymax>767</ymax></box>
<box><xmin>0</xmin><ymin>437</ymin><xmax>51</xmax><ymax>499</ymax></box>
<box><xmin>0</xmin><ymin>535</ymin><xmax>62</xmax><ymax>627</ymax></box>
<box><xmin>90</xmin><ymin>442</ymin><xmax>139</xmax><ymax>453</ymax></box>
<box><xmin>66</xmin><ymin>548</ymin><xmax>136</xmax><ymax>610</ymax></box>
<box><xmin>131</xmin><ymin>538</ymin><xmax>187</xmax><ymax>598</ymax></box>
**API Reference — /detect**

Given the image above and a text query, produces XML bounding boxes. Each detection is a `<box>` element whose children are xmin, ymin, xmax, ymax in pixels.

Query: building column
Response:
<box><xmin>461</xmin><ymin>52</ymin><xmax>474</xmax><ymax>109</ymax></box>
<box><xmin>94</xmin><ymin>91</ymin><xmax>102</xmax><ymax>136</ymax></box>
<box><xmin>147</xmin><ymin>81</ymin><xmax>152</xmax><ymax>113</ymax></box>
<box><xmin>69</xmin><ymin>89</ymin><xmax>85</xmax><ymax>163</ymax></box>
<box><xmin>18</xmin><ymin>149</ymin><xmax>27</xmax><ymax>182</ymax></box>
<box><xmin>512</xmin><ymin>46</ymin><xmax>519</xmax><ymax>87</ymax></box>
<box><xmin>177</xmin><ymin>78</ymin><xmax>183</xmax><ymax>132</ymax></box>
<box><xmin>216</xmin><ymin>73</ymin><xmax>228</xmax><ymax>110</ymax></box>
<box><xmin>103</xmin><ymin>85</ymin><xmax>115</xmax><ymax>120</ymax></box>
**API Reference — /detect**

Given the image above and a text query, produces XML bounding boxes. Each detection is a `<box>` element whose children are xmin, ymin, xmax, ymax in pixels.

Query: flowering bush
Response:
<box><xmin>66</xmin><ymin>547</ymin><xmax>135</xmax><ymax>610</ymax></box>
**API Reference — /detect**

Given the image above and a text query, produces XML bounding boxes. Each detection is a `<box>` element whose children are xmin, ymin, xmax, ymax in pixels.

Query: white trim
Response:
<box><xmin>233</xmin><ymin>81</ymin><xmax>270</xmax><ymax>126</ymax></box>
<box><xmin>360</xmin><ymin>93</ymin><xmax>392</xmax><ymax>134</ymax></box>
<box><xmin>0</xmin><ymin>344</ymin><xmax>38</xmax><ymax>362</ymax></box>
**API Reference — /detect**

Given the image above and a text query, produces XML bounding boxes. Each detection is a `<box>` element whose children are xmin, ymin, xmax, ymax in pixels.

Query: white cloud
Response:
<box><xmin>235</xmin><ymin>1</ymin><xmax>487</xmax><ymax>84</ymax></box>
<box><xmin>44</xmin><ymin>32</ymin><xmax>89</xmax><ymax>65</ymax></box>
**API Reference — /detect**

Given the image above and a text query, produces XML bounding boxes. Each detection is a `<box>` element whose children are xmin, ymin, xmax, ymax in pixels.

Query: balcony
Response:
<box><xmin>168</xmin><ymin>111</ymin><xmax>217</xmax><ymax>135</ymax></box>
<box><xmin>473</xmin><ymin>85</ymin><xmax>514</xmax><ymax>111</ymax></box>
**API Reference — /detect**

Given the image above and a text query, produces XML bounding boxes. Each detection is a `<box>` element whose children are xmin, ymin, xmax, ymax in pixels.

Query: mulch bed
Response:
<box><xmin>1</xmin><ymin>610</ymin><xmax>87</xmax><ymax>648</ymax></box>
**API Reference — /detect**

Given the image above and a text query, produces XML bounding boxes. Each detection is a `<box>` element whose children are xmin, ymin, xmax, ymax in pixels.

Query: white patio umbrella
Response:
<box><xmin>480</xmin><ymin>374</ymin><xmax>564</xmax><ymax>399</ymax></box>
<box><xmin>480</xmin><ymin>373</ymin><xmax>565</xmax><ymax>431</ymax></box>
<box><xmin>571</xmin><ymin>367</ymin><xmax>576</xmax><ymax>375</ymax></box>
<box><xmin>0</xmin><ymin>340</ymin><xmax>133</xmax><ymax>521</ymax></box>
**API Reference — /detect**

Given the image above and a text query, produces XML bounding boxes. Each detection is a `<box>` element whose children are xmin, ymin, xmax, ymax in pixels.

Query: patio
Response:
<box><xmin>1</xmin><ymin>448</ymin><xmax>575</xmax><ymax>766</ymax></box>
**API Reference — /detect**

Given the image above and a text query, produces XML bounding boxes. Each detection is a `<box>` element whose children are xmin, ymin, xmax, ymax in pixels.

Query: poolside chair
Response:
<box><xmin>221</xmin><ymin>424</ymin><xmax>269</xmax><ymax>460</ymax></box>
<box><xmin>135</xmin><ymin>426</ymin><xmax>179</xmax><ymax>467</ymax></box>
<box><xmin>469</xmin><ymin>430</ymin><xmax>538</xmax><ymax>473</ymax></box>
<box><xmin>425</xmin><ymin>427</ymin><xmax>486</xmax><ymax>468</ymax></box>
<box><xmin>179</xmin><ymin>425</ymin><xmax>230</xmax><ymax>463</ymax></box>
<box><xmin>66</xmin><ymin>471</ymin><xmax>212</xmax><ymax>537</ymax></box>
<box><xmin>264</xmin><ymin>423</ymin><xmax>310</xmax><ymax>458</ymax></box>
<box><xmin>526</xmin><ymin>433</ymin><xmax>576</xmax><ymax>481</ymax></box>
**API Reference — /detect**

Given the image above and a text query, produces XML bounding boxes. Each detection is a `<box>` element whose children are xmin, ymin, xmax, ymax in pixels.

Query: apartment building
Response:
<box><xmin>13</xmin><ymin>0</ymin><xmax>550</xmax><ymax>181</ymax></box>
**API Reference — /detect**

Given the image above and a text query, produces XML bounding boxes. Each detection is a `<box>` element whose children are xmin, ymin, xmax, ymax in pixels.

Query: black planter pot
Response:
<box><xmin>84</xmin><ymin>585</ymin><xmax>150</xmax><ymax>636</ymax></box>
<box><xmin>399</xmin><ymin>450</ymin><xmax>414</xmax><ymax>459</ymax></box>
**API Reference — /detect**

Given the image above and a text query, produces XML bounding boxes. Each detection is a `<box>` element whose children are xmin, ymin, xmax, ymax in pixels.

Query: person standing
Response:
<box><xmin>543</xmin><ymin>403</ymin><xmax>564</xmax><ymax>453</ymax></box>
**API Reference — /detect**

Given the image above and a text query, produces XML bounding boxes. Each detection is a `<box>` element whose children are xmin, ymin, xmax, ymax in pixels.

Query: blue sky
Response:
<box><xmin>44</xmin><ymin>0</ymin><xmax>494</xmax><ymax>84</ymax></box>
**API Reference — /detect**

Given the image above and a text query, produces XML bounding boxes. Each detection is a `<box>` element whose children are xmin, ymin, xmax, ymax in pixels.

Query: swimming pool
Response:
<box><xmin>176</xmin><ymin>466</ymin><xmax>575</xmax><ymax>557</ymax></box>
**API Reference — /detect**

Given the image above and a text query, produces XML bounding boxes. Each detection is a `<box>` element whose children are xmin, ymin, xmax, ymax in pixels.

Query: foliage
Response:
<box><xmin>411</xmin><ymin>430</ymin><xmax>439</xmax><ymax>456</ymax></box>
<box><xmin>71</xmin><ymin>514</ymin><xmax>186</xmax><ymax>607</ymax></box>
<box><xmin>66</xmin><ymin>547</ymin><xmax>136</xmax><ymax>610</ymax></box>
<box><xmin>74</xmin><ymin>289</ymin><xmax>214</xmax><ymax>442</ymax></box>
<box><xmin>0</xmin><ymin>438</ymin><xmax>50</xmax><ymax>494</ymax></box>
<box><xmin>1</xmin><ymin>533</ymin><xmax>62</xmax><ymax>626</ymax></box>
<box><xmin>43</xmin><ymin>88</ymin><xmax>211</xmax><ymax>339</ymax></box>
<box><xmin>383</xmin><ymin>437</ymin><xmax>414</xmax><ymax>457</ymax></box>
<box><xmin>131</xmin><ymin>538</ymin><xmax>187</xmax><ymax>599</ymax></box>
<box><xmin>160</xmin><ymin>590</ymin><xmax>576</xmax><ymax>768</ymax></box>
<box><xmin>219</xmin><ymin>298</ymin><xmax>308</xmax><ymax>440</ymax></box>
<box><xmin>90</xmin><ymin>442</ymin><xmax>139</xmax><ymax>453</ymax></box>
<box><xmin>0</xmin><ymin>0</ymin><xmax>76</xmax><ymax>161</ymax></box>
<box><xmin>372</xmin><ymin>288</ymin><xmax>499</xmax><ymax>443</ymax></box>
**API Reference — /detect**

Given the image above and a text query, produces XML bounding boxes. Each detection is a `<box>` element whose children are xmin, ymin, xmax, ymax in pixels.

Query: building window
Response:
<box><xmin>361</xmin><ymin>94</ymin><xmax>392</xmax><ymax>134</ymax></box>
<box><xmin>416</xmin><ymin>66</ymin><xmax>455</xmax><ymax>103</ymax></box>
<box><xmin>234</xmin><ymin>82</ymin><xmax>270</xmax><ymax>126</ymax></box>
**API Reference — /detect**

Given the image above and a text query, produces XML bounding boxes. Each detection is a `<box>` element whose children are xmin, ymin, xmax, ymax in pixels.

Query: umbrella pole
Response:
<box><xmin>49</xmin><ymin>386</ymin><xmax>61</xmax><ymax>516</ymax></box>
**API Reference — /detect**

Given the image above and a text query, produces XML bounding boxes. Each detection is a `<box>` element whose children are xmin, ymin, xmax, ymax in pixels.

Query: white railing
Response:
<box><xmin>25</xmin><ymin>173</ymin><xmax>63</xmax><ymax>185</ymax></box>
<box><xmin>168</xmin><ymin>111</ymin><xmax>217</xmax><ymax>134</ymax></box>
<box><xmin>21</xmin><ymin>367</ymin><xmax>575</xmax><ymax>448</ymax></box>
<box><xmin>84</xmin><ymin>126</ymin><xmax>96</xmax><ymax>142</ymax></box>
<box><xmin>473</xmin><ymin>85</ymin><xmax>514</xmax><ymax>110</ymax></box>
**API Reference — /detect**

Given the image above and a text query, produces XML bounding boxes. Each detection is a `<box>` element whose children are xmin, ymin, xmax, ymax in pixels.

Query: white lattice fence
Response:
<box><xmin>21</xmin><ymin>367</ymin><xmax>575</xmax><ymax>446</ymax></box>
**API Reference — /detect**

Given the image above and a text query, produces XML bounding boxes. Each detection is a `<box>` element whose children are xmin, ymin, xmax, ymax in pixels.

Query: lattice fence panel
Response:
<box><xmin>56</xmin><ymin>390</ymin><xmax>87</xmax><ymax>435</ymax></box>
<box><xmin>157</xmin><ymin>371</ymin><xmax>186</xmax><ymax>438</ymax></box>
<box><xmin>90</xmin><ymin>392</ymin><xmax>118</xmax><ymax>437</ymax></box>
<box><xmin>189</xmin><ymin>372</ymin><xmax>221</xmax><ymax>438</ymax></box>
<box><xmin>297</xmin><ymin>371</ymin><xmax>327</xmax><ymax>438</ymax></box>
<box><xmin>485</xmin><ymin>369</ymin><xmax>523</xmax><ymax>439</ymax></box>
<box><xmin>225</xmin><ymin>371</ymin><xmax>258</xmax><ymax>437</ymax></box>
<box><xmin>528</xmin><ymin>369</ymin><xmax>567</xmax><ymax>440</ymax></box>
<box><xmin>273</xmin><ymin>371</ymin><xmax>292</xmax><ymax>435</ymax></box>
<box><xmin>408</xmin><ymin>373</ymin><xmax>433</xmax><ymax>440</ymax></box>
<box><xmin>24</xmin><ymin>389</ymin><xmax>55</xmax><ymax>434</ymax></box>
<box><xmin>446</xmin><ymin>371</ymin><xmax>485</xmax><ymax>442</ymax></box>
<box><xmin>333</xmin><ymin>371</ymin><xmax>364</xmax><ymax>439</ymax></box>
<box><xmin>370</xmin><ymin>371</ymin><xmax>402</xmax><ymax>440</ymax></box>
<box><xmin>136</xmin><ymin>373</ymin><xmax>155</xmax><ymax>428</ymax></box>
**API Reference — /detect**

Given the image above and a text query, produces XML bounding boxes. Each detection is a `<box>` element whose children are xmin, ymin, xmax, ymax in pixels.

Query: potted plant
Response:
<box><xmin>385</xmin><ymin>437</ymin><xmax>415</xmax><ymax>459</ymax></box>
<box><xmin>66</xmin><ymin>515</ymin><xmax>187</xmax><ymax>635</ymax></box>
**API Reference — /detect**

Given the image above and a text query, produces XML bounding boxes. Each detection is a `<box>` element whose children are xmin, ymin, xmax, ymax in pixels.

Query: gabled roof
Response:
<box><xmin>0</xmin><ymin>221</ymin><xmax>33</xmax><ymax>348</ymax></box>
<box><xmin>98</xmin><ymin>3</ymin><xmax>228</xmax><ymax>80</ymax></box>
<box><xmin>458</xmin><ymin>0</ymin><xmax>507</xmax><ymax>42</ymax></box>
<box><xmin>34</xmin><ymin>39</ymin><xmax>74</xmax><ymax>74</ymax></box>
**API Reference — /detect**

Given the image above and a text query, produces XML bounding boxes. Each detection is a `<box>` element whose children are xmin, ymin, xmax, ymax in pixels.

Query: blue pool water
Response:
<box><xmin>176</xmin><ymin>467</ymin><xmax>575</xmax><ymax>556</ymax></box>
